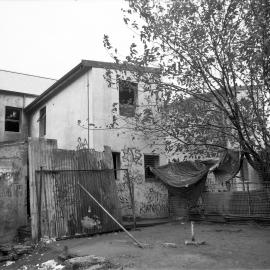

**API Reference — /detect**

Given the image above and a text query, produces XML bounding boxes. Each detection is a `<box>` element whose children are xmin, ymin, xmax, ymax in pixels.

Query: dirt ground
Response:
<box><xmin>2</xmin><ymin>221</ymin><xmax>270</xmax><ymax>270</ymax></box>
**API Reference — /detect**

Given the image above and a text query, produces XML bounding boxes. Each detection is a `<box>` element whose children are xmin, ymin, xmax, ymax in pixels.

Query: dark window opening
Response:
<box><xmin>144</xmin><ymin>154</ymin><xmax>160</xmax><ymax>181</ymax></box>
<box><xmin>112</xmin><ymin>152</ymin><xmax>121</xmax><ymax>180</ymax></box>
<box><xmin>119</xmin><ymin>80</ymin><xmax>138</xmax><ymax>117</ymax></box>
<box><xmin>5</xmin><ymin>107</ymin><xmax>21</xmax><ymax>132</ymax></box>
<box><xmin>39</xmin><ymin>107</ymin><xmax>46</xmax><ymax>137</ymax></box>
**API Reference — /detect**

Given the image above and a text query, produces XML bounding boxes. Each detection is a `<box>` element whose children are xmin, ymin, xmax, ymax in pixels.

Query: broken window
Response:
<box><xmin>119</xmin><ymin>80</ymin><xmax>137</xmax><ymax>117</ymax></box>
<box><xmin>39</xmin><ymin>107</ymin><xmax>46</xmax><ymax>137</ymax></box>
<box><xmin>5</xmin><ymin>107</ymin><xmax>21</xmax><ymax>132</ymax></box>
<box><xmin>144</xmin><ymin>154</ymin><xmax>160</xmax><ymax>181</ymax></box>
<box><xmin>112</xmin><ymin>152</ymin><xmax>121</xmax><ymax>180</ymax></box>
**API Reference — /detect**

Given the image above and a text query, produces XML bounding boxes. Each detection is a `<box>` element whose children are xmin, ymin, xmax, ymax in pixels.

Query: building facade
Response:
<box><xmin>26</xmin><ymin>60</ymin><xmax>170</xmax><ymax>219</ymax></box>
<box><xmin>0</xmin><ymin>70</ymin><xmax>56</xmax><ymax>142</ymax></box>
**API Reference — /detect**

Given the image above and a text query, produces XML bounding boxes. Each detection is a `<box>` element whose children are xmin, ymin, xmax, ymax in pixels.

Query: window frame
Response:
<box><xmin>112</xmin><ymin>152</ymin><xmax>121</xmax><ymax>180</ymax></box>
<box><xmin>144</xmin><ymin>154</ymin><xmax>160</xmax><ymax>182</ymax></box>
<box><xmin>4</xmin><ymin>106</ymin><xmax>22</xmax><ymax>133</ymax></box>
<box><xmin>118</xmin><ymin>79</ymin><xmax>138</xmax><ymax>117</ymax></box>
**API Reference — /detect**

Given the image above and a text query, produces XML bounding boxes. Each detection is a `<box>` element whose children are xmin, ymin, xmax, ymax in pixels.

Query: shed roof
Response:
<box><xmin>25</xmin><ymin>59</ymin><xmax>159</xmax><ymax>113</ymax></box>
<box><xmin>0</xmin><ymin>69</ymin><xmax>56</xmax><ymax>96</ymax></box>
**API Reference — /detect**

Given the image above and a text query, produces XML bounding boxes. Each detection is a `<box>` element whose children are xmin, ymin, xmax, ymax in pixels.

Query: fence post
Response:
<box><xmin>247</xmin><ymin>181</ymin><xmax>251</xmax><ymax>215</ymax></box>
<box><xmin>126</xmin><ymin>170</ymin><xmax>136</xmax><ymax>230</ymax></box>
<box><xmin>37</xmin><ymin>166</ymin><xmax>43</xmax><ymax>241</ymax></box>
<box><xmin>43</xmin><ymin>173</ymin><xmax>50</xmax><ymax>238</ymax></box>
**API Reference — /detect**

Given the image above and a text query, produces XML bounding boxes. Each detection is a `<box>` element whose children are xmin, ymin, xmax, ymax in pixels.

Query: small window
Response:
<box><xmin>5</xmin><ymin>107</ymin><xmax>21</xmax><ymax>132</ymax></box>
<box><xmin>144</xmin><ymin>154</ymin><xmax>159</xmax><ymax>181</ymax></box>
<box><xmin>39</xmin><ymin>107</ymin><xmax>46</xmax><ymax>137</ymax></box>
<box><xmin>119</xmin><ymin>80</ymin><xmax>138</xmax><ymax>117</ymax></box>
<box><xmin>112</xmin><ymin>152</ymin><xmax>121</xmax><ymax>180</ymax></box>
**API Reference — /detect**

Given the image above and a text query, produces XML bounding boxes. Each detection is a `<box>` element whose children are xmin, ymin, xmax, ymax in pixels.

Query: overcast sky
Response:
<box><xmin>0</xmin><ymin>0</ymin><xmax>136</xmax><ymax>79</ymax></box>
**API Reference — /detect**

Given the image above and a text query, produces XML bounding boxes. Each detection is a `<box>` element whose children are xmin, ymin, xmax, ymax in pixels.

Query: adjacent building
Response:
<box><xmin>0</xmin><ymin>69</ymin><xmax>56</xmax><ymax>142</ymax></box>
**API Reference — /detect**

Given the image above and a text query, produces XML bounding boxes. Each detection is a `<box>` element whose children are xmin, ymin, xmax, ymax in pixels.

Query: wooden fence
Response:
<box><xmin>28</xmin><ymin>138</ymin><xmax>121</xmax><ymax>240</ymax></box>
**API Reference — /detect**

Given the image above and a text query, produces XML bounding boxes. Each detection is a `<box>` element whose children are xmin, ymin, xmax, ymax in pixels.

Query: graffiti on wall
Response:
<box><xmin>116</xmin><ymin>180</ymin><xmax>132</xmax><ymax>215</ymax></box>
<box><xmin>76</xmin><ymin>137</ymin><xmax>88</xmax><ymax>150</ymax></box>
<box><xmin>139</xmin><ymin>186</ymin><xmax>168</xmax><ymax>216</ymax></box>
<box><xmin>122</xmin><ymin>146</ymin><xmax>143</xmax><ymax>166</ymax></box>
<box><xmin>0</xmin><ymin>168</ymin><xmax>23</xmax><ymax>198</ymax></box>
<box><xmin>117</xmin><ymin>146</ymin><xmax>169</xmax><ymax>218</ymax></box>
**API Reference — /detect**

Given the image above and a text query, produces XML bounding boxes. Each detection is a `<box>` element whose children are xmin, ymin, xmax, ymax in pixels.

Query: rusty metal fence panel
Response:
<box><xmin>35</xmin><ymin>169</ymin><xmax>122</xmax><ymax>239</ymax></box>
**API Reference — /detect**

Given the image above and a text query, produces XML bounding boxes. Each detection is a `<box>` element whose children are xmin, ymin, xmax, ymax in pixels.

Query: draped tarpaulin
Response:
<box><xmin>150</xmin><ymin>150</ymin><xmax>242</xmax><ymax>207</ymax></box>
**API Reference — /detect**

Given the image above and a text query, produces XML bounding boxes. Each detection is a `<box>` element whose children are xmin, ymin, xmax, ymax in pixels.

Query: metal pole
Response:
<box><xmin>78</xmin><ymin>183</ymin><xmax>143</xmax><ymax>248</ymax></box>
<box><xmin>43</xmin><ymin>177</ymin><xmax>51</xmax><ymax>238</ymax></box>
<box><xmin>87</xmin><ymin>72</ymin><xmax>90</xmax><ymax>149</ymax></box>
<box><xmin>126</xmin><ymin>170</ymin><xmax>136</xmax><ymax>230</ymax></box>
<box><xmin>38</xmin><ymin>166</ymin><xmax>43</xmax><ymax>241</ymax></box>
<box><xmin>247</xmin><ymin>181</ymin><xmax>251</xmax><ymax>215</ymax></box>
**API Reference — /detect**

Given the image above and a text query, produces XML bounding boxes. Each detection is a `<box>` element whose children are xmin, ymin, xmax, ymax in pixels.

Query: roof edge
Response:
<box><xmin>25</xmin><ymin>59</ymin><xmax>160</xmax><ymax>113</ymax></box>
<box><xmin>0</xmin><ymin>69</ymin><xmax>57</xmax><ymax>81</ymax></box>
<box><xmin>0</xmin><ymin>89</ymin><xmax>38</xmax><ymax>98</ymax></box>
<box><xmin>81</xmin><ymin>59</ymin><xmax>160</xmax><ymax>73</ymax></box>
<box><xmin>25</xmin><ymin>61</ymin><xmax>90</xmax><ymax>113</ymax></box>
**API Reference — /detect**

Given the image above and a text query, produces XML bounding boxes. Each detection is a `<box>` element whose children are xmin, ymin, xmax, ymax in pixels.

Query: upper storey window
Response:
<box><xmin>119</xmin><ymin>80</ymin><xmax>138</xmax><ymax>117</ymax></box>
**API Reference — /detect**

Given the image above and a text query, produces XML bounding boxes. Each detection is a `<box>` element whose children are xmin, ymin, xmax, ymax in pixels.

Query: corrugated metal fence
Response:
<box><xmin>28</xmin><ymin>138</ymin><xmax>121</xmax><ymax>240</ymax></box>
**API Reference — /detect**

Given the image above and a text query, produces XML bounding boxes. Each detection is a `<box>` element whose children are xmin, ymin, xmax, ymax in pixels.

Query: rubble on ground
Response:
<box><xmin>0</xmin><ymin>244</ymin><xmax>33</xmax><ymax>262</ymax></box>
<box><xmin>162</xmin><ymin>242</ymin><xmax>177</xmax><ymax>248</ymax></box>
<box><xmin>37</xmin><ymin>259</ymin><xmax>64</xmax><ymax>270</ymax></box>
<box><xmin>64</xmin><ymin>255</ymin><xmax>119</xmax><ymax>270</ymax></box>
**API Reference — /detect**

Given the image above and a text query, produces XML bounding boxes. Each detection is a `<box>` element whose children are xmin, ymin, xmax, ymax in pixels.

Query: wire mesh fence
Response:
<box><xmin>200</xmin><ymin>181</ymin><xmax>270</xmax><ymax>218</ymax></box>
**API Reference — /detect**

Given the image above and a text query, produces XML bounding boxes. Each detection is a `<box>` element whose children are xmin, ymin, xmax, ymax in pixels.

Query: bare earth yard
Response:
<box><xmin>2</xmin><ymin>222</ymin><xmax>270</xmax><ymax>269</ymax></box>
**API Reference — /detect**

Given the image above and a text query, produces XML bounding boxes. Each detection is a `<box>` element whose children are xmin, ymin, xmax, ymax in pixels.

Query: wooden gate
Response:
<box><xmin>28</xmin><ymin>138</ymin><xmax>121</xmax><ymax>240</ymax></box>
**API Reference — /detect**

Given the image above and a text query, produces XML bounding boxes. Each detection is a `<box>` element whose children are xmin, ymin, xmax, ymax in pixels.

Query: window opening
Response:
<box><xmin>119</xmin><ymin>80</ymin><xmax>138</xmax><ymax>117</ymax></box>
<box><xmin>5</xmin><ymin>107</ymin><xmax>21</xmax><ymax>132</ymax></box>
<box><xmin>112</xmin><ymin>152</ymin><xmax>121</xmax><ymax>180</ymax></box>
<box><xmin>144</xmin><ymin>154</ymin><xmax>160</xmax><ymax>181</ymax></box>
<box><xmin>39</xmin><ymin>107</ymin><xmax>46</xmax><ymax>137</ymax></box>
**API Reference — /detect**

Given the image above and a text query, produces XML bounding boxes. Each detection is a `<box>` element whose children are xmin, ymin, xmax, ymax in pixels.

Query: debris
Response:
<box><xmin>81</xmin><ymin>216</ymin><xmax>101</xmax><ymax>230</ymax></box>
<box><xmin>4</xmin><ymin>260</ymin><xmax>15</xmax><ymax>266</ymax></box>
<box><xmin>40</xmin><ymin>236</ymin><xmax>56</xmax><ymax>244</ymax></box>
<box><xmin>0</xmin><ymin>244</ymin><xmax>33</xmax><ymax>263</ymax></box>
<box><xmin>64</xmin><ymin>255</ymin><xmax>117</xmax><ymax>269</ymax></box>
<box><xmin>13</xmin><ymin>245</ymin><xmax>33</xmax><ymax>255</ymax></box>
<box><xmin>162</xmin><ymin>242</ymin><xmax>177</xmax><ymax>248</ymax></box>
<box><xmin>38</xmin><ymin>259</ymin><xmax>64</xmax><ymax>270</ymax></box>
<box><xmin>184</xmin><ymin>240</ymin><xmax>206</xmax><ymax>246</ymax></box>
<box><xmin>19</xmin><ymin>266</ymin><xmax>28</xmax><ymax>270</ymax></box>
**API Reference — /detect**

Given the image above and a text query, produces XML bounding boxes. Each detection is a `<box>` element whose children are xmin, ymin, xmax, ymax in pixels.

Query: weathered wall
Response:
<box><xmin>0</xmin><ymin>92</ymin><xmax>35</xmax><ymax>142</ymax></box>
<box><xmin>88</xmin><ymin>68</ymin><xmax>169</xmax><ymax>218</ymax></box>
<box><xmin>0</xmin><ymin>141</ymin><xmax>28</xmax><ymax>243</ymax></box>
<box><xmin>29</xmin><ymin>73</ymin><xmax>91</xmax><ymax>150</ymax></box>
<box><xmin>116</xmin><ymin>146</ymin><xmax>168</xmax><ymax>219</ymax></box>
